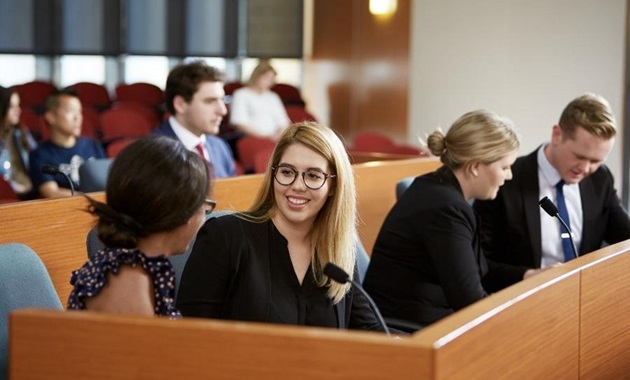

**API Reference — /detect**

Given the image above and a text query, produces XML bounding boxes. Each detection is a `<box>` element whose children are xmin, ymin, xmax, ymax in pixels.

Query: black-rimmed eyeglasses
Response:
<box><xmin>204</xmin><ymin>199</ymin><xmax>217</xmax><ymax>215</ymax></box>
<box><xmin>271</xmin><ymin>165</ymin><xmax>336</xmax><ymax>190</ymax></box>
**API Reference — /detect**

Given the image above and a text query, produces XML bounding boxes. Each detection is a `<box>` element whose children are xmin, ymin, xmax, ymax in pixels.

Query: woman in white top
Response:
<box><xmin>230</xmin><ymin>61</ymin><xmax>291</xmax><ymax>141</ymax></box>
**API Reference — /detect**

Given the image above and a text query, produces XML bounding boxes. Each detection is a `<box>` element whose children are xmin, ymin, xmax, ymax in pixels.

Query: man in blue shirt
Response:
<box><xmin>154</xmin><ymin>61</ymin><xmax>237</xmax><ymax>179</ymax></box>
<box><xmin>29</xmin><ymin>89</ymin><xmax>105</xmax><ymax>198</ymax></box>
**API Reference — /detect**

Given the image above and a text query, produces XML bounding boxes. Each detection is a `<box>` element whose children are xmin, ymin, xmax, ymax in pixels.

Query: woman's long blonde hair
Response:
<box><xmin>241</xmin><ymin>122</ymin><xmax>356</xmax><ymax>304</ymax></box>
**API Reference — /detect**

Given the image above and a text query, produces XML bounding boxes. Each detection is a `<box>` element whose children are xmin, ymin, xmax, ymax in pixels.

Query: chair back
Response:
<box><xmin>11</xmin><ymin>81</ymin><xmax>57</xmax><ymax>113</ymax></box>
<box><xmin>79</xmin><ymin>158</ymin><xmax>113</xmax><ymax>193</ymax></box>
<box><xmin>115</xmin><ymin>82</ymin><xmax>164</xmax><ymax>110</ymax></box>
<box><xmin>285</xmin><ymin>105</ymin><xmax>317</xmax><ymax>124</ymax></box>
<box><xmin>236</xmin><ymin>136</ymin><xmax>276</xmax><ymax>173</ymax></box>
<box><xmin>0</xmin><ymin>178</ymin><xmax>18</xmax><ymax>204</ymax></box>
<box><xmin>396</xmin><ymin>176</ymin><xmax>416</xmax><ymax>200</ymax></box>
<box><xmin>271</xmin><ymin>83</ymin><xmax>305</xmax><ymax>106</ymax></box>
<box><xmin>68</xmin><ymin>82</ymin><xmax>112</xmax><ymax>111</ymax></box>
<box><xmin>353</xmin><ymin>132</ymin><xmax>396</xmax><ymax>153</ymax></box>
<box><xmin>100</xmin><ymin>107</ymin><xmax>155</xmax><ymax>142</ymax></box>
<box><xmin>0</xmin><ymin>243</ymin><xmax>62</xmax><ymax>380</ymax></box>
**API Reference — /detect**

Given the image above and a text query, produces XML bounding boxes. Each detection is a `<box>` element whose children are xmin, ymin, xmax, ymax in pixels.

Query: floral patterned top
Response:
<box><xmin>67</xmin><ymin>247</ymin><xmax>181</xmax><ymax>318</ymax></box>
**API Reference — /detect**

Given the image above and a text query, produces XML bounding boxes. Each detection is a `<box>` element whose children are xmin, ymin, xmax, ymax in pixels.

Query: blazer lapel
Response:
<box><xmin>579</xmin><ymin>177</ymin><xmax>597</xmax><ymax>254</ymax></box>
<box><xmin>521</xmin><ymin>152</ymin><xmax>543</xmax><ymax>266</ymax></box>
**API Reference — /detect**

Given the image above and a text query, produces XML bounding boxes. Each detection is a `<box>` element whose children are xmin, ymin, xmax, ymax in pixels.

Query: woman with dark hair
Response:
<box><xmin>67</xmin><ymin>135</ymin><xmax>214</xmax><ymax>317</ymax></box>
<box><xmin>0</xmin><ymin>86</ymin><xmax>37</xmax><ymax>198</ymax></box>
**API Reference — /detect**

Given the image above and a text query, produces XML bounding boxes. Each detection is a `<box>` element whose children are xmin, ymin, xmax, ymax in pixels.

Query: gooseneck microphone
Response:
<box><xmin>42</xmin><ymin>164</ymin><xmax>75</xmax><ymax>196</ymax></box>
<box><xmin>539</xmin><ymin>196</ymin><xmax>578</xmax><ymax>259</ymax></box>
<box><xmin>323</xmin><ymin>263</ymin><xmax>391</xmax><ymax>336</ymax></box>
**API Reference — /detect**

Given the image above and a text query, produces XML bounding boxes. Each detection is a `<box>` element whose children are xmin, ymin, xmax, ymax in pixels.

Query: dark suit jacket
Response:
<box><xmin>363</xmin><ymin>167</ymin><xmax>489</xmax><ymax>326</ymax></box>
<box><xmin>474</xmin><ymin>148</ymin><xmax>630</xmax><ymax>291</ymax></box>
<box><xmin>153</xmin><ymin>121</ymin><xmax>236</xmax><ymax>178</ymax></box>
<box><xmin>176</xmin><ymin>215</ymin><xmax>383</xmax><ymax>331</ymax></box>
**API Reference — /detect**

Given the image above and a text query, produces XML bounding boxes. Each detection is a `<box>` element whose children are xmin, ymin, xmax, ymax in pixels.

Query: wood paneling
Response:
<box><xmin>579</xmin><ymin>243</ymin><xmax>630</xmax><ymax>379</ymax></box>
<box><xmin>309</xmin><ymin>0</ymin><xmax>410</xmax><ymax>143</ymax></box>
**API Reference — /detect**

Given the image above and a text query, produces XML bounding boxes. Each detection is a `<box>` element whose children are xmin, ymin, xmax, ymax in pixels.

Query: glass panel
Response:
<box><xmin>124</xmin><ymin>56</ymin><xmax>169</xmax><ymax>88</ymax></box>
<box><xmin>59</xmin><ymin>55</ymin><xmax>106</xmax><ymax>87</ymax></box>
<box><xmin>0</xmin><ymin>55</ymin><xmax>36</xmax><ymax>86</ymax></box>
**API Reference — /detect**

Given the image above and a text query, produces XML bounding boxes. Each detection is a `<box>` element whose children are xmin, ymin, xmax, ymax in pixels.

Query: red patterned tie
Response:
<box><xmin>194</xmin><ymin>142</ymin><xmax>214</xmax><ymax>177</ymax></box>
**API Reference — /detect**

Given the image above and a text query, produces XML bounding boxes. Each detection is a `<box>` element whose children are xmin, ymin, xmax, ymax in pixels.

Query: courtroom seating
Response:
<box><xmin>105</xmin><ymin>137</ymin><xmax>136</xmax><ymax>158</ymax></box>
<box><xmin>79</xmin><ymin>158</ymin><xmax>113</xmax><ymax>193</ymax></box>
<box><xmin>396</xmin><ymin>176</ymin><xmax>415</xmax><ymax>200</ymax></box>
<box><xmin>253</xmin><ymin>146</ymin><xmax>274</xmax><ymax>174</ymax></box>
<box><xmin>385</xmin><ymin>144</ymin><xmax>424</xmax><ymax>156</ymax></box>
<box><xmin>0</xmin><ymin>243</ymin><xmax>62</xmax><ymax>380</ymax></box>
<box><xmin>236</xmin><ymin>136</ymin><xmax>276</xmax><ymax>174</ymax></box>
<box><xmin>352</xmin><ymin>132</ymin><xmax>396</xmax><ymax>153</ymax></box>
<box><xmin>80</xmin><ymin>106</ymin><xmax>102</xmax><ymax>140</ymax></box>
<box><xmin>114</xmin><ymin>82</ymin><xmax>164</xmax><ymax>116</ymax></box>
<box><xmin>100</xmin><ymin>107</ymin><xmax>155</xmax><ymax>143</ymax></box>
<box><xmin>0</xmin><ymin>178</ymin><xmax>18</xmax><ymax>204</ymax></box>
<box><xmin>68</xmin><ymin>82</ymin><xmax>112</xmax><ymax>112</ymax></box>
<box><xmin>271</xmin><ymin>83</ymin><xmax>306</xmax><ymax>107</ymax></box>
<box><xmin>223</xmin><ymin>81</ymin><xmax>244</xmax><ymax>97</ymax></box>
<box><xmin>18</xmin><ymin>108</ymin><xmax>45</xmax><ymax>141</ymax></box>
<box><xmin>11</xmin><ymin>81</ymin><xmax>57</xmax><ymax>114</ymax></box>
<box><xmin>285</xmin><ymin>105</ymin><xmax>317</xmax><ymax>124</ymax></box>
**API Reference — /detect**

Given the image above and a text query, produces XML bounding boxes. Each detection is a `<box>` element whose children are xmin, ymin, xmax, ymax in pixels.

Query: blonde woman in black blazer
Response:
<box><xmin>364</xmin><ymin>110</ymin><xmax>520</xmax><ymax>329</ymax></box>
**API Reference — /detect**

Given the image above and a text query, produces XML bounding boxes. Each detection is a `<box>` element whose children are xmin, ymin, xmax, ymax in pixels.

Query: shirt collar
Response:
<box><xmin>537</xmin><ymin>144</ymin><xmax>562</xmax><ymax>187</ymax></box>
<box><xmin>169</xmin><ymin>116</ymin><xmax>206</xmax><ymax>151</ymax></box>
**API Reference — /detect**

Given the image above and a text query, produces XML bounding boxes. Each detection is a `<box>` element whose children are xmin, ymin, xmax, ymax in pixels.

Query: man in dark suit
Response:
<box><xmin>154</xmin><ymin>61</ymin><xmax>237</xmax><ymax>178</ymax></box>
<box><xmin>474</xmin><ymin>93</ymin><xmax>630</xmax><ymax>291</ymax></box>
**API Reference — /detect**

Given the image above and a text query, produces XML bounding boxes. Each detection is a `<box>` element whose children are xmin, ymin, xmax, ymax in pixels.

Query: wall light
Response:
<box><xmin>369</xmin><ymin>0</ymin><xmax>397</xmax><ymax>16</ymax></box>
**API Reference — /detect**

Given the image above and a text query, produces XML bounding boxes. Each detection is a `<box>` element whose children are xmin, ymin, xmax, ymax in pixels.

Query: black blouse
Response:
<box><xmin>176</xmin><ymin>215</ymin><xmax>382</xmax><ymax>331</ymax></box>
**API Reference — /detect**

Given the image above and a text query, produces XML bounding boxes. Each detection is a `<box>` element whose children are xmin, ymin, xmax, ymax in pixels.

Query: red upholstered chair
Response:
<box><xmin>115</xmin><ymin>82</ymin><xmax>164</xmax><ymax>110</ymax></box>
<box><xmin>224</xmin><ymin>81</ymin><xmax>244</xmax><ymax>97</ymax></box>
<box><xmin>12</xmin><ymin>81</ymin><xmax>57</xmax><ymax>112</ymax></box>
<box><xmin>271</xmin><ymin>83</ymin><xmax>305</xmax><ymax>107</ymax></box>
<box><xmin>19</xmin><ymin>108</ymin><xmax>46</xmax><ymax>140</ymax></box>
<box><xmin>384</xmin><ymin>144</ymin><xmax>425</xmax><ymax>156</ymax></box>
<box><xmin>253</xmin><ymin>146</ymin><xmax>275</xmax><ymax>174</ymax></box>
<box><xmin>81</xmin><ymin>107</ymin><xmax>102</xmax><ymax>140</ymax></box>
<box><xmin>106</xmin><ymin>137</ymin><xmax>136</xmax><ymax>158</ymax></box>
<box><xmin>236</xmin><ymin>136</ymin><xmax>276</xmax><ymax>174</ymax></box>
<box><xmin>352</xmin><ymin>132</ymin><xmax>396</xmax><ymax>153</ymax></box>
<box><xmin>0</xmin><ymin>177</ymin><xmax>19</xmax><ymax>204</ymax></box>
<box><xmin>68</xmin><ymin>82</ymin><xmax>112</xmax><ymax>111</ymax></box>
<box><xmin>285</xmin><ymin>105</ymin><xmax>317</xmax><ymax>124</ymax></box>
<box><xmin>100</xmin><ymin>107</ymin><xmax>154</xmax><ymax>143</ymax></box>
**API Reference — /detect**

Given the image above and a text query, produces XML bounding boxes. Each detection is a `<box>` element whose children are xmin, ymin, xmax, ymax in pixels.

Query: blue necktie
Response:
<box><xmin>555</xmin><ymin>180</ymin><xmax>574</xmax><ymax>262</ymax></box>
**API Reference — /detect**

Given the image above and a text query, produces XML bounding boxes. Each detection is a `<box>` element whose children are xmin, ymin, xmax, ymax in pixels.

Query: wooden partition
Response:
<box><xmin>9</xmin><ymin>241</ymin><xmax>630</xmax><ymax>379</ymax></box>
<box><xmin>0</xmin><ymin>157</ymin><xmax>440</xmax><ymax>304</ymax></box>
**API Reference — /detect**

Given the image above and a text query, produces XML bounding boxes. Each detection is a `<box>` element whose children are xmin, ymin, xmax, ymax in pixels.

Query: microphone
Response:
<box><xmin>323</xmin><ymin>263</ymin><xmax>391</xmax><ymax>336</ymax></box>
<box><xmin>538</xmin><ymin>196</ymin><xmax>578</xmax><ymax>259</ymax></box>
<box><xmin>42</xmin><ymin>164</ymin><xmax>75</xmax><ymax>196</ymax></box>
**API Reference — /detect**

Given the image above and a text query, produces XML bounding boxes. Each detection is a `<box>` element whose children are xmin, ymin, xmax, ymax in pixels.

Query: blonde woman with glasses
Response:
<box><xmin>177</xmin><ymin>121</ymin><xmax>386</xmax><ymax>332</ymax></box>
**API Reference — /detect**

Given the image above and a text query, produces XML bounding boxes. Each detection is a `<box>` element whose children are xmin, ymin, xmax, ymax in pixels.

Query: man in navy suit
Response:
<box><xmin>154</xmin><ymin>61</ymin><xmax>236</xmax><ymax>178</ymax></box>
<box><xmin>474</xmin><ymin>93</ymin><xmax>630</xmax><ymax>291</ymax></box>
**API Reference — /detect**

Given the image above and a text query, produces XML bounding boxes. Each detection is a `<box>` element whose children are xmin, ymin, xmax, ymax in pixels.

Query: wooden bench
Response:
<box><xmin>9</xmin><ymin>240</ymin><xmax>630</xmax><ymax>379</ymax></box>
<box><xmin>0</xmin><ymin>157</ymin><xmax>441</xmax><ymax>304</ymax></box>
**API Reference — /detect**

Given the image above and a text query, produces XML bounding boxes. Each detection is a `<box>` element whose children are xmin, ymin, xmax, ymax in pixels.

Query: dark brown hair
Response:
<box><xmin>87</xmin><ymin>135</ymin><xmax>210</xmax><ymax>248</ymax></box>
<box><xmin>165</xmin><ymin>60</ymin><xmax>225</xmax><ymax>115</ymax></box>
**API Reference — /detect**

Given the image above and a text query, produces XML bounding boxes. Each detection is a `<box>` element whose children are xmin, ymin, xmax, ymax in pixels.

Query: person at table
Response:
<box><xmin>67</xmin><ymin>135</ymin><xmax>215</xmax><ymax>317</ymax></box>
<box><xmin>363</xmin><ymin>110</ymin><xmax>520</xmax><ymax>329</ymax></box>
<box><xmin>177</xmin><ymin>121</ymin><xmax>385</xmax><ymax>331</ymax></box>
<box><xmin>473</xmin><ymin>93</ymin><xmax>630</xmax><ymax>291</ymax></box>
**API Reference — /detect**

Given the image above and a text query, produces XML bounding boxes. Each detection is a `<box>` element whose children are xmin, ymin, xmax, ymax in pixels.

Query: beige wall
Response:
<box><xmin>409</xmin><ymin>0</ymin><xmax>626</xmax><ymax>184</ymax></box>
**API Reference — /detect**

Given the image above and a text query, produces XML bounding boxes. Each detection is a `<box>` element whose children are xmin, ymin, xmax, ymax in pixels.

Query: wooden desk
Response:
<box><xmin>9</xmin><ymin>241</ymin><xmax>630</xmax><ymax>379</ymax></box>
<box><xmin>0</xmin><ymin>157</ymin><xmax>440</xmax><ymax>304</ymax></box>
